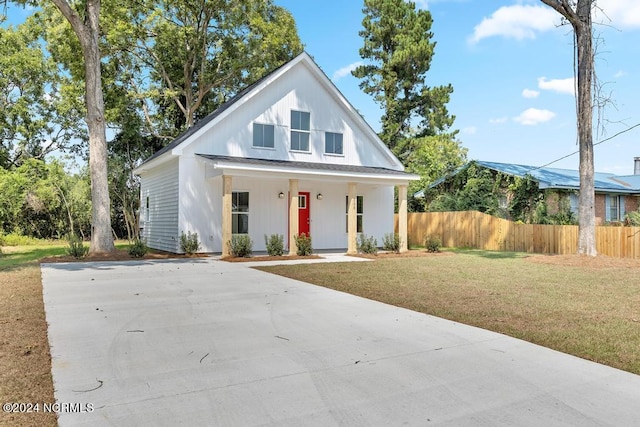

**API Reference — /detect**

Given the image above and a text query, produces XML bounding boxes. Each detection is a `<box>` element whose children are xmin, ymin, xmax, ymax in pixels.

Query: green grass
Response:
<box><xmin>258</xmin><ymin>250</ymin><xmax>640</xmax><ymax>375</ymax></box>
<box><xmin>0</xmin><ymin>240</ymin><xmax>131</xmax><ymax>270</ymax></box>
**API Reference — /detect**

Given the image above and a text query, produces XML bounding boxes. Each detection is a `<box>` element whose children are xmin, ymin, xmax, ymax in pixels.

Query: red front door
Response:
<box><xmin>298</xmin><ymin>192</ymin><xmax>310</xmax><ymax>236</ymax></box>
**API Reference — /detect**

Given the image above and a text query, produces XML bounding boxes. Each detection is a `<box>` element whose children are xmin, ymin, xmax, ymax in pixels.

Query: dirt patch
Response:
<box><xmin>0</xmin><ymin>266</ymin><xmax>57</xmax><ymax>426</ymax></box>
<box><xmin>222</xmin><ymin>254</ymin><xmax>323</xmax><ymax>262</ymax></box>
<box><xmin>527</xmin><ymin>254</ymin><xmax>640</xmax><ymax>269</ymax></box>
<box><xmin>40</xmin><ymin>249</ymin><xmax>208</xmax><ymax>264</ymax></box>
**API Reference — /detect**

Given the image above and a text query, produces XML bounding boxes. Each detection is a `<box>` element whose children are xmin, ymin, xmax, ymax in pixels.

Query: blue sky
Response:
<box><xmin>275</xmin><ymin>0</ymin><xmax>640</xmax><ymax>175</ymax></box>
<box><xmin>4</xmin><ymin>1</ymin><xmax>639</xmax><ymax>175</ymax></box>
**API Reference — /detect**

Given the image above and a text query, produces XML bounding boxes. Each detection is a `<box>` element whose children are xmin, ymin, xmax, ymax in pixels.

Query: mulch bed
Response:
<box><xmin>40</xmin><ymin>249</ymin><xmax>208</xmax><ymax>263</ymax></box>
<box><xmin>222</xmin><ymin>255</ymin><xmax>323</xmax><ymax>262</ymax></box>
<box><xmin>350</xmin><ymin>250</ymin><xmax>455</xmax><ymax>259</ymax></box>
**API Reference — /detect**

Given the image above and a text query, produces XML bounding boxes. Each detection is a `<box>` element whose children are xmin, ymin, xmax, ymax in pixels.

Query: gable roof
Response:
<box><xmin>136</xmin><ymin>51</ymin><xmax>403</xmax><ymax>172</ymax></box>
<box><xmin>424</xmin><ymin>160</ymin><xmax>640</xmax><ymax>195</ymax></box>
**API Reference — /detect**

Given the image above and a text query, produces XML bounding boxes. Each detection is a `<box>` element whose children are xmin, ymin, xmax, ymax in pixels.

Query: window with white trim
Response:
<box><xmin>291</xmin><ymin>110</ymin><xmax>310</xmax><ymax>151</ymax></box>
<box><xmin>253</xmin><ymin>123</ymin><xmax>275</xmax><ymax>148</ymax></box>
<box><xmin>145</xmin><ymin>196</ymin><xmax>150</xmax><ymax>222</ymax></box>
<box><xmin>345</xmin><ymin>195</ymin><xmax>363</xmax><ymax>233</ymax></box>
<box><xmin>232</xmin><ymin>192</ymin><xmax>249</xmax><ymax>234</ymax></box>
<box><xmin>325</xmin><ymin>132</ymin><xmax>343</xmax><ymax>155</ymax></box>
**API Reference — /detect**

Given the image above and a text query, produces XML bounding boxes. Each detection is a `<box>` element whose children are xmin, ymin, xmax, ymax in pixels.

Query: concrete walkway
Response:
<box><xmin>41</xmin><ymin>257</ymin><xmax>640</xmax><ymax>426</ymax></box>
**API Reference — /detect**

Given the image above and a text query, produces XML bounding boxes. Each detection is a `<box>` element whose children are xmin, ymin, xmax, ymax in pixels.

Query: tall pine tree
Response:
<box><xmin>353</xmin><ymin>0</ymin><xmax>466</xmax><ymax>210</ymax></box>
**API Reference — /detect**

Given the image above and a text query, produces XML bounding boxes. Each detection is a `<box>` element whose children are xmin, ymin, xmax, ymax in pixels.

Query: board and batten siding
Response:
<box><xmin>140</xmin><ymin>159</ymin><xmax>180</xmax><ymax>253</ymax></box>
<box><xmin>181</xmin><ymin>61</ymin><xmax>397</xmax><ymax>170</ymax></box>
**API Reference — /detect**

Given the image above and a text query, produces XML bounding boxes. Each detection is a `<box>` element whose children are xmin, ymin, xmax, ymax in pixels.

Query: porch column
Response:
<box><xmin>289</xmin><ymin>179</ymin><xmax>299</xmax><ymax>255</ymax></box>
<box><xmin>222</xmin><ymin>175</ymin><xmax>232</xmax><ymax>257</ymax></box>
<box><xmin>347</xmin><ymin>182</ymin><xmax>357</xmax><ymax>254</ymax></box>
<box><xmin>398</xmin><ymin>184</ymin><xmax>408</xmax><ymax>253</ymax></box>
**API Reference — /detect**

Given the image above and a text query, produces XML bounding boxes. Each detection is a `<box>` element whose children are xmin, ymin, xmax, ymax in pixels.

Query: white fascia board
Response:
<box><xmin>210</xmin><ymin>161</ymin><xmax>420</xmax><ymax>185</ymax></box>
<box><xmin>133</xmin><ymin>152</ymin><xmax>175</xmax><ymax>175</ymax></box>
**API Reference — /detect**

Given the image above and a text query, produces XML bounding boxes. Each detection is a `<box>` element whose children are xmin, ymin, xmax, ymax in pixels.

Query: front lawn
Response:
<box><xmin>258</xmin><ymin>250</ymin><xmax>640</xmax><ymax>375</ymax></box>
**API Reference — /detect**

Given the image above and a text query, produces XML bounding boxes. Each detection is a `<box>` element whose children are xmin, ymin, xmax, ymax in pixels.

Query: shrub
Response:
<box><xmin>357</xmin><ymin>234</ymin><xmax>378</xmax><ymax>254</ymax></box>
<box><xmin>294</xmin><ymin>233</ymin><xmax>313</xmax><ymax>256</ymax></box>
<box><xmin>228</xmin><ymin>234</ymin><xmax>253</xmax><ymax>257</ymax></box>
<box><xmin>128</xmin><ymin>239</ymin><xmax>148</xmax><ymax>258</ymax></box>
<box><xmin>2</xmin><ymin>233</ymin><xmax>42</xmax><ymax>246</ymax></box>
<box><xmin>180</xmin><ymin>231</ymin><xmax>201</xmax><ymax>255</ymax></box>
<box><xmin>424</xmin><ymin>235</ymin><xmax>441</xmax><ymax>253</ymax></box>
<box><xmin>625</xmin><ymin>211</ymin><xmax>640</xmax><ymax>226</ymax></box>
<box><xmin>66</xmin><ymin>234</ymin><xmax>88</xmax><ymax>259</ymax></box>
<box><xmin>382</xmin><ymin>233</ymin><xmax>401</xmax><ymax>253</ymax></box>
<box><xmin>264</xmin><ymin>234</ymin><xmax>284</xmax><ymax>256</ymax></box>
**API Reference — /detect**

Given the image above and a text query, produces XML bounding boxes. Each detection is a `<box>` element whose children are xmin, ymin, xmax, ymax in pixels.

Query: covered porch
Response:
<box><xmin>197</xmin><ymin>154</ymin><xmax>418</xmax><ymax>255</ymax></box>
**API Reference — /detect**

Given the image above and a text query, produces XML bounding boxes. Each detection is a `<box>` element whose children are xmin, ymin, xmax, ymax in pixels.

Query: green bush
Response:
<box><xmin>357</xmin><ymin>234</ymin><xmax>378</xmax><ymax>254</ymax></box>
<box><xmin>228</xmin><ymin>234</ymin><xmax>253</xmax><ymax>257</ymax></box>
<box><xmin>625</xmin><ymin>211</ymin><xmax>640</xmax><ymax>226</ymax></box>
<box><xmin>424</xmin><ymin>235</ymin><xmax>441</xmax><ymax>253</ymax></box>
<box><xmin>382</xmin><ymin>233</ymin><xmax>401</xmax><ymax>253</ymax></box>
<box><xmin>2</xmin><ymin>233</ymin><xmax>42</xmax><ymax>246</ymax></box>
<box><xmin>128</xmin><ymin>239</ymin><xmax>148</xmax><ymax>258</ymax></box>
<box><xmin>294</xmin><ymin>233</ymin><xmax>313</xmax><ymax>256</ymax></box>
<box><xmin>66</xmin><ymin>234</ymin><xmax>88</xmax><ymax>259</ymax></box>
<box><xmin>180</xmin><ymin>231</ymin><xmax>201</xmax><ymax>255</ymax></box>
<box><xmin>264</xmin><ymin>234</ymin><xmax>284</xmax><ymax>256</ymax></box>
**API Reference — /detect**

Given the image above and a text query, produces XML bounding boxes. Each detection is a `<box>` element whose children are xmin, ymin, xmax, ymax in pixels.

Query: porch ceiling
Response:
<box><xmin>197</xmin><ymin>154</ymin><xmax>419</xmax><ymax>185</ymax></box>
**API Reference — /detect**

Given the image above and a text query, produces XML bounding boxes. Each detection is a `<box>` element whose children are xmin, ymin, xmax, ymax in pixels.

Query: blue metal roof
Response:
<box><xmin>425</xmin><ymin>160</ymin><xmax>640</xmax><ymax>194</ymax></box>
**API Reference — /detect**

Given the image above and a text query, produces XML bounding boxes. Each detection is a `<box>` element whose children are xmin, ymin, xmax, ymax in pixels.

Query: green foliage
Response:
<box><xmin>424</xmin><ymin>236</ymin><xmax>441</xmax><ymax>253</ymax></box>
<box><xmin>382</xmin><ymin>233</ymin><xmax>401</xmax><ymax>253</ymax></box>
<box><xmin>228</xmin><ymin>234</ymin><xmax>253</xmax><ymax>258</ymax></box>
<box><xmin>509</xmin><ymin>176</ymin><xmax>543</xmax><ymax>222</ymax></box>
<box><xmin>127</xmin><ymin>239</ymin><xmax>148</xmax><ymax>258</ymax></box>
<box><xmin>294</xmin><ymin>233</ymin><xmax>313</xmax><ymax>256</ymax></box>
<box><xmin>1</xmin><ymin>233</ymin><xmax>44</xmax><ymax>246</ymax></box>
<box><xmin>353</xmin><ymin>0</ymin><xmax>457</xmax><ymax>162</ymax></box>
<box><xmin>624</xmin><ymin>211</ymin><xmax>640</xmax><ymax>226</ymax></box>
<box><xmin>357</xmin><ymin>234</ymin><xmax>378</xmax><ymax>254</ymax></box>
<box><xmin>66</xmin><ymin>234</ymin><xmax>88</xmax><ymax>259</ymax></box>
<box><xmin>264</xmin><ymin>234</ymin><xmax>284</xmax><ymax>256</ymax></box>
<box><xmin>428</xmin><ymin>164</ymin><xmax>500</xmax><ymax>214</ymax></box>
<box><xmin>180</xmin><ymin>231</ymin><xmax>201</xmax><ymax>255</ymax></box>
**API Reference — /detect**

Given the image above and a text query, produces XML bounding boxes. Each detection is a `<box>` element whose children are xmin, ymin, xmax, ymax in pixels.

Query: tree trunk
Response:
<box><xmin>541</xmin><ymin>0</ymin><xmax>596</xmax><ymax>256</ymax></box>
<box><xmin>575</xmin><ymin>0</ymin><xmax>596</xmax><ymax>256</ymax></box>
<box><xmin>50</xmin><ymin>0</ymin><xmax>114</xmax><ymax>253</ymax></box>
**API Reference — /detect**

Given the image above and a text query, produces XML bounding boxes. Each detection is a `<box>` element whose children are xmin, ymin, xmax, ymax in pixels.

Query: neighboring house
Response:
<box><xmin>134</xmin><ymin>52</ymin><xmax>419</xmax><ymax>255</ymax></box>
<box><xmin>418</xmin><ymin>160</ymin><xmax>640</xmax><ymax>224</ymax></box>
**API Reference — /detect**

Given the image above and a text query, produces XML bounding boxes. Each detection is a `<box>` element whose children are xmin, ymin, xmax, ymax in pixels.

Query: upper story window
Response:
<box><xmin>253</xmin><ymin>123</ymin><xmax>275</xmax><ymax>148</ymax></box>
<box><xmin>325</xmin><ymin>132</ymin><xmax>343</xmax><ymax>155</ymax></box>
<box><xmin>291</xmin><ymin>110</ymin><xmax>310</xmax><ymax>152</ymax></box>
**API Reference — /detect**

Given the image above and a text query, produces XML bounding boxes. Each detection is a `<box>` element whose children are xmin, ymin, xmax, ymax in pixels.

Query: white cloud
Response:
<box><xmin>514</xmin><ymin>108</ymin><xmax>556</xmax><ymax>126</ymax></box>
<box><xmin>538</xmin><ymin>77</ymin><xmax>575</xmax><ymax>95</ymax></box>
<box><xmin>595</xmin><ymin>0</ymin><xmax>640</xmax><ymax>29</ymax></box>
<box><xmin>332</xmin><ymin>62</ymin><xmax>363</xmax><ymax>81</ymax></box>
<box><xmin>522</xmin><ymin>89</ymin><xmax>540</xmax><ymax>98</ymax></box>
<box><xmin>614</xmin><ymin>70</ymin><xmax>628</xmax><ymax>78</ymax></box>
<box><xmin>489</xmin><ymin>117</ymin><xmax>508</xmax><ymax>124</ymax></box>
<box><xmin>468</xmin><ymin>5</ymin><xmax>558</xmax><ymax>44</ymax></box>
<box><xmin>462</xmin><ymin>126</ymin><xmax>477</xmax><ymax>135</ymax></box>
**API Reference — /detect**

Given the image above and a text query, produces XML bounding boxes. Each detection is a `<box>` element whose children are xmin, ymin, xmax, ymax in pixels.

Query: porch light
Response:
<box><xmin>316</xmin><ymin>193</ymin><xmax>323</xmax><ymax>200</ymax></box>
<box><xmin>278</xmin><ymin>192</ymin><xmax>285</xmax><ymax>199</ymax></box>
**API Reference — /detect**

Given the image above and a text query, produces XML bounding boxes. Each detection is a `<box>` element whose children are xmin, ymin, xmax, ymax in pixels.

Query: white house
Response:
<box><xmin>134</xmin><ymin>52</ymin><xmax>419</xmax><ymax>255</ymax></box>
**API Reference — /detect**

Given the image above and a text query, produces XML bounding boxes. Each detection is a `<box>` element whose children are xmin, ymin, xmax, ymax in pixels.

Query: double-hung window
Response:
<box><xmin>325</xmin><ymin>132</ymin><xmax>343</xmax><ymax>155</ymax></box>
<box><xmin>232</xmin><ymin>192</ymin><xmax>249</xmax><ymax>234</ymax></box>
<box><xmin>607</xmin><ymin>195</ymin><xmax>621</xmax><ymax>222</ymax></box>
<box><xmin>291</xmin><ymin>110</ymin><xmax>310</xmax><ymax>151</ymax></box>
<box><xmin>253</xmin><ymin>123</ymin><xmax>275</xmax><ymax>148</ymax></box>
<box><xmin>345</xmin><ymin>195</ymin><xmax>363</xmax><ymax>233</ymax></box>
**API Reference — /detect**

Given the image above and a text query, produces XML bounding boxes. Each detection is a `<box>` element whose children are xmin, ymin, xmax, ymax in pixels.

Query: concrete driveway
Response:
<box><xmin>41</xmin><ymin>258</ymin><xmax>640</xmax><ymax>426</ymax></box>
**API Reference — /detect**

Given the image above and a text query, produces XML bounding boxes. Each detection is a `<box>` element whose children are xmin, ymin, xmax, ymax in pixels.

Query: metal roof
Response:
<box><xmin>423</xmin><ymin>160</ymin><xmax>640</xmax><ymax>195</ymax></box>
<box><xmin>197</xmin><ymin>154</ymin><xmax>419</xmax><ymax>180</ymax></box>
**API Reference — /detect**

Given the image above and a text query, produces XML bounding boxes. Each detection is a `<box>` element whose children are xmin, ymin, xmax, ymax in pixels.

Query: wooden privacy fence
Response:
<box><xmin>394</xmin><ymin>211</ymin><xmax>640</xmax><ymax>258</ymax></box>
